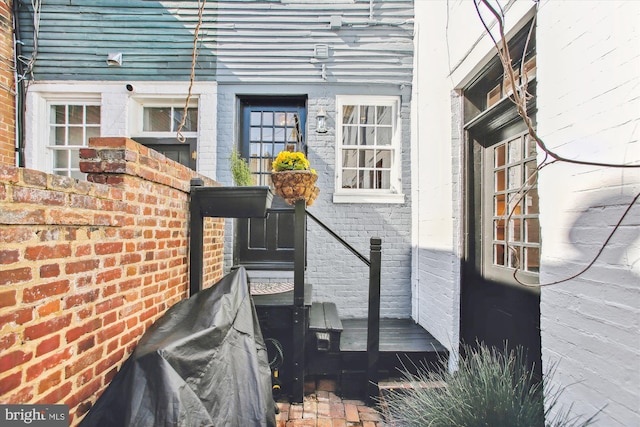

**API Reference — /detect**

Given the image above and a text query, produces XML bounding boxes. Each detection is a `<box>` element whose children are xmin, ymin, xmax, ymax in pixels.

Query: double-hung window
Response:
<box><xmin>48</xmin><ymin>103</ymin><xmax>101</xmax><ymax>180</ymax></box>
<box><xmin>334</xmin><ymin>95</ymin><xmax>403</xmax><ymax>203</ymax></box>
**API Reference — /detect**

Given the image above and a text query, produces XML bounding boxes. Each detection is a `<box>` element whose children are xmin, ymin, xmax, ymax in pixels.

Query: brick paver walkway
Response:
<box><xmin>275</xmin><ymin>379</ymin><xmax>387</xmax><ymax>427</ymax></box>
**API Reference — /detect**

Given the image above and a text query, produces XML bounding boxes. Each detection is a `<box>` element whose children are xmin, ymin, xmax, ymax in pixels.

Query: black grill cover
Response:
<box><xmin>80</xmin><ymin>267</ymin><xmax>276</xmax><ymax>427</ymax></box>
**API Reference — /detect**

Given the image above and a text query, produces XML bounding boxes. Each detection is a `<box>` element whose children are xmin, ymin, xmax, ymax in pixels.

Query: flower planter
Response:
<box><xmin>191</xmin><ymin>186</ymin><xmax>273</xmax><ymax>218</ymax></box>
<box><xmin>271</xmin><ymin>170</ymin><xmax>320</xmax><ymax>206</ymax></box>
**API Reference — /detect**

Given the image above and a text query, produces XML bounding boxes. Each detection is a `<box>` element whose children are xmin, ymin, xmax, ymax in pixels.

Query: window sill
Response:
<box><xmin>333</xmin><ymin>192</ymin><xmax>405</xmax><ymax>204</ymax></box>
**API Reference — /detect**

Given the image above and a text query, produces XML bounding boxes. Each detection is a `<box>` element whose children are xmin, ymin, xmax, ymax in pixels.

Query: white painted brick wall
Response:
<box><xmin>216</xmin><ymin>84</ymin><xmax>414</xmax><ymax>319</ymax></box>
<box><xmin>410</xmin><ymin>1</ymin><xmax>464</xmax><ymax>369</ymax></box>
<box><xmin>414</xmin><ymin>0</ymin><xmax>639</xmax><ymax>424</ymax></box>
<box><xmin>537</xmin><ymin>1</ymin><xmax>640</xmax><ymax>425</ymax></box>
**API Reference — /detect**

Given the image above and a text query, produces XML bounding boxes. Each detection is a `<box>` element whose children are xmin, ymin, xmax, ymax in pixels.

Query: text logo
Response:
<box><xmin>1</xmin><ymin>405</ymin><xmax>68</xmax><ymax>426</ymax></box>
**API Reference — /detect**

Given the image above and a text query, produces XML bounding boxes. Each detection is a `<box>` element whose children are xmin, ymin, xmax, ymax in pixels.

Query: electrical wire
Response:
<box><xmin>176</xmin><ymin>0</ymin><xmax>206</xmax><ymax>143</ymax></box>
<box><xmin>473</xmin><ymin>0</ymin><xmax>640</xmax><ymax>287</ymax></box>
<box><xmin>15</xmin><ymin>0</ymin><xmax>41</xmax><ymax>86</ymax></box>
<box><xmin>516</xmin><ymin>192</ymin><xmax>639</xmax><ymax>287</ymax></box>
<box><xmin>475</xmin><ymin>0</ymin><xmax>639</xmax><ymax>169</ymax></box>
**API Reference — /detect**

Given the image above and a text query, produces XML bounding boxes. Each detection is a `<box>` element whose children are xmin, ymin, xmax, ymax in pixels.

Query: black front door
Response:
<box><xmin>133</xmin><ymin>137</ymin><xmax>197</xmax><ymax>170</ymax></box>
<box><xmin>234</xmin><ymin>97</ymin><xmax>307</xmax><ymax>269</ymax></box>
<box><xmin>460</xmin><ymin>21</ymin><xmax>541</xmax><ymax>377</ymax></box>
<box><xmin>462</xmin><ymin>121</ymin><xmax>542</xmax><ymax>378</ymax></box>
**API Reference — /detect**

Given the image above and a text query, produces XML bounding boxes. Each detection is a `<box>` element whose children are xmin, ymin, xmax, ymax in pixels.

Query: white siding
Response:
<box><xmin>19</xmin><ymin>0</ymin><xmax>414</xmax><ymax>86</ymax></box>
<box><xmin>212</xmin><ymin>0</ymin><xmax>414</xmax><ymax>84</ymax></box>
<box><xmin>536</xmin><ymin>1</ymin><xmax>640</xmax><ymax>425</ymax></box>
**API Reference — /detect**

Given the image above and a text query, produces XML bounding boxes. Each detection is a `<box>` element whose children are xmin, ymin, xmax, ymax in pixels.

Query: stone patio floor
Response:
<box><xmin>275</xmin><ymin>379</ymin><xmax>388</xmax><ymax>427</ymax></box>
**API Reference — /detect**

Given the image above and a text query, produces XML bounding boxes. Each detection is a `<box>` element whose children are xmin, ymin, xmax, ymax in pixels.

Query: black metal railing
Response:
<box><xmin>304</xmin><ymin>206</ymin><xmax>382</xmax><ymax>402</ymax></box>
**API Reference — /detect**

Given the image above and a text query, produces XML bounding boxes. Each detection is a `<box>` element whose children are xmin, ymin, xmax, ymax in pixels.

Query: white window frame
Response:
<box><xmin>25</xmin><ymin>91</ymin><xmax>102</xmax><ymax>177</ymax></box>
<box><xmin>333</xmin><ymin>95</ymin><xmax>404</xmax><ymax>204</ymax></box>
<box><xmin>47</xmin><ymin>101</ymin><xmax>101</xmax><ymax>179</ymax></box>
<box><xmin>25</xmin><ymin>81</ymin><xmax>217</xmax><ymax>179</ymax></box>
<box><xmin>130</xmin><ymin>98</ymin><xmax>199</xmax><ymax>139</ymax></box>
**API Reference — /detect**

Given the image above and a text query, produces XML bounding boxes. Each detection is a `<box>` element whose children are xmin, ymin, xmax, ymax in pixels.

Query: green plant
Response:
<box><xmin>379</xmin><ymin>343</ymin><xmax>598</xmax><ymax>427</ymax></box>
<box><xmin>229</xmin><ymin>147</ymin><xmax>254</xmax><ymax>186</ymax></box>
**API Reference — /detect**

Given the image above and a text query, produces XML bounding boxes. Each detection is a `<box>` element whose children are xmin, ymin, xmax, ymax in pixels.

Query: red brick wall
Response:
<box><xmin>0</xmin><ymin>0</ymin><xmax>15</xmax><ymax>166</ymax></box>
<box><xmin>0</xmin><ymin>137</ymin><xmax>224</xmax><ymax>425</ymax></box>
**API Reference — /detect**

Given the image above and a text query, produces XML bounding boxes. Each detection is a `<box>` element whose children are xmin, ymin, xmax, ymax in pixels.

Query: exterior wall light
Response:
<box><xmin>316</xmin><ymin>108</ymin><xmax>328</xmax><ymax>133</ymax></box>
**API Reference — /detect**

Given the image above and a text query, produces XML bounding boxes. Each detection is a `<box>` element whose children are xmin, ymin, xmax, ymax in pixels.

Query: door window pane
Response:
<box><xmin>507</xmin><ymin>166</ymin><xmax>521</xmax><ymax>190</ymax></box>
<box><xmin>246</xmin><ymin>107</ymin><xmax>303</xmax><ymax>186</ymax></box>
<box><xmin>262</xmin><ymin>128</ymin><xmax>273</xmax><ymax>142</ymax></box>
<box><xmin>525</xmin><ymin>247</ymin><xmax>540</xmax><ymax>272</ymax></box>
<box><xmin>494</xmin><ymin>244</ymin><xmax>505</xmax><ymax>266</ymax></box>
<box><xmin>495</xmin><ymin>169</ymin><xmax>505</xmax><ymax>192</ymax></box>
<box><xmin>250</xmin><ymin>111</ymin><xmax>262</xmax><ymax>125</ymax></box>
<box><xmin>525</xmin><ymin>189</ymin><xmax>539</xmax><ymax>214</ymax></box>
<box><xmin>490</xmin><ymin>134</ymin><xmax>540</xmax><ymax>273</ymax></box>
<box><xmin>274</xmin><ymin>127</ymin><xmax>285</xmax><ymax>142</ymax></box>
<box><xmin>494</xmin><ymin>144</ymin><xmax>505</xmax><ymax>167</ymax></box>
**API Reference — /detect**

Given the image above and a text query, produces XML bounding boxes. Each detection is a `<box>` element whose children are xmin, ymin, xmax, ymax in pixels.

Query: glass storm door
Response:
<box><xmin>235</xmin><ymin>97</ymin><xmax>307</xmax><ymax>269</ymax></box>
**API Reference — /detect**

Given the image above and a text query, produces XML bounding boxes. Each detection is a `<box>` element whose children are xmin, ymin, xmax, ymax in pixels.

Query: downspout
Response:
<box><xmin>12</xmin><ymin>0</ymin><xmax>25</xmax><ymax>167</ymax></box>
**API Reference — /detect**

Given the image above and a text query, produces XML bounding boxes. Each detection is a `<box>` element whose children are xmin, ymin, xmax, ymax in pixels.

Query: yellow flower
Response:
<box><xmin>272</xmin><ymin>151</ymin><xmax>315</xmax><ymax>174</ymax></box>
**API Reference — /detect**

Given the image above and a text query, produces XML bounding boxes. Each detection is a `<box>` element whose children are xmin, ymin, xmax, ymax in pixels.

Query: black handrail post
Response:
<box><xmin>292</xmin><ymin>199</ymin><xmax>306</xmax><ymax>403</ymax></box>
<box><xmin>366</xmin><ymin>237</ymin><xmax>382</xmax><ymax>403</ymax></box>
<box><xmin>189</xmin><ymin>178</ymin><xmax>204</xmax><ymax>297</ymax></box>
<box><xmin>294</xmin><ymin>200</ymin><xmax>306</xmax><ymax>307</ymax></box>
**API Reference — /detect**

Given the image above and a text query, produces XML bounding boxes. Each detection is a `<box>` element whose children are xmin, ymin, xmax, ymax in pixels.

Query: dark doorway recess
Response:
<box><xmin>461</xmin><ymin>21</ymin><xmax>542</xmax><ymax>379</ymax></box>
<box><xmin>132</xmin><ymin>137</ymin><xmax>197</xmax><ymax>171</ymax></box>
<box><xmin>235</xmin><ymin>96</ymin><xmax>307</xmax><ymax>270</ymax></box>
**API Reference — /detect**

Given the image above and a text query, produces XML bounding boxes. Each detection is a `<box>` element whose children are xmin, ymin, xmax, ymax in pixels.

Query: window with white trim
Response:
<box><xmin>48</xmin><ymin>103</ymin><xmax>101</xmax><ymax>180</ymax></box>
<box><xmin>334</xmin><ymin>96</ymin><xmax>403</xmax><ymax>203</ymax></box>
<box><xmin>130</xmin><ymin>100</ymin><xmax>200</xmax><ymax>170</ymax></box>
<box><xmin>142</xmin><ymin>106</ymin><xmax>198</xmax><ymax>133</ymax></box>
